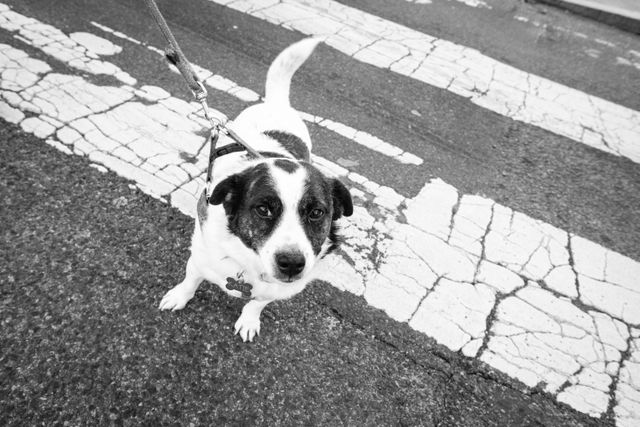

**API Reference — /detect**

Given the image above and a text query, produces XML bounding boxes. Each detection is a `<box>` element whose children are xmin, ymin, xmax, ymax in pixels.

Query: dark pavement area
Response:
<box><xmin>0</xmin><ymin>119</ymin><xmax>604</xmax><ymax>425</ymax></box>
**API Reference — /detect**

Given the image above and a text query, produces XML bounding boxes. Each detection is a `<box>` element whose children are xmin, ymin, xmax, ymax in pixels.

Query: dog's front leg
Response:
<box><xmin>235</xmin><ymin>299</ymin><xmax>272</xmax><ymax>342</ymax></box>
<box><xmin>159</xmin><ymin>256</ymin><xmax>203</xmax><ymax>311</ymax></box>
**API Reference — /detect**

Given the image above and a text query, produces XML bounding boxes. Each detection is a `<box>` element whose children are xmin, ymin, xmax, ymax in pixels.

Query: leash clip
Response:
<box><xmin>194</xmin><ymin>81</ymin><xmax>228</xmax><ymax>131</ymax></box>
<box><xmin>193</xmin><ymin>80</ymin><xmax>208</xmax><ymax>103</ymax></box>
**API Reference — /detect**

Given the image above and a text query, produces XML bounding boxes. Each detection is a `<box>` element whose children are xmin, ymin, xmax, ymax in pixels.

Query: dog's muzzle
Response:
<box><xmin>275</xmin><ymin>250</ymin><xmax>305</xmax><ymax>281</ymax></box>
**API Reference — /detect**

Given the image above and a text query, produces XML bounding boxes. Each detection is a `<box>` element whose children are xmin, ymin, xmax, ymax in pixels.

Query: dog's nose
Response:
<box><xmin>275</xmin><ymin>251</ymin><xmax>306</xmax><ymax>277</ymax></box>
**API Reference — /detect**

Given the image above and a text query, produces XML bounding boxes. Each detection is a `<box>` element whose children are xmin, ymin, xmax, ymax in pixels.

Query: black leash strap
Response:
<box><xmin>143</xmin><ymin>0</ymin><xmax>263</xmax><ymax>201</ymax></box>
<box><xmin>143</xmin><ymin>0</ymin><xmax>206</xmax><ymax>103</ymax></box>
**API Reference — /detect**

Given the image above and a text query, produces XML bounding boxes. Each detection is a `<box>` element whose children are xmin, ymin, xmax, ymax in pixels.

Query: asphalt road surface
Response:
<box><xmin>0</xmin><ymin>120</ymin><xmax>598</xmax><ymax>426</ymax></box>
<box><xmin>1</xmin><ymin>0</ymin><xmax>639</xmax><ymax>425</ymax></box>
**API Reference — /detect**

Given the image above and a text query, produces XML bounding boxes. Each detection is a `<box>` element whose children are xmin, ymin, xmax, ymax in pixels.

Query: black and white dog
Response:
<box><xmin>159</xmin><ymin>38</ymin><xmax>353</xmax><ymax>342</ymax></box>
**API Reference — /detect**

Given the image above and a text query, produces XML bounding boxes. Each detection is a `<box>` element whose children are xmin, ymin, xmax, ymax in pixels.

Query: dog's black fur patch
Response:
<box><xmin>299</xmin><ymin>164</ymin><xmax>353</xmax><ymax>255</ymax></box>
<box><xmin>256</xmin><ymin>151</ymin><xmax>287</xmax><ymax>158</ymax></box>
<box><xmin>210</xmin><ymin>164</ymin><xmax>283</xmax><ymax>252</ymax></box>
<box><xmin>273</xmin><ymin>158</ymin><xmax>299</xmax><ymax>173</ymax></box>
<box><xmin>325</xmin><ymin>223</ymin><xmax>343</xmax><ymax>256</ymax></box>
<box><xmin>263</xmin><ymin>130</ymin><xmax>310</xmax><ymax>161</ymax></box>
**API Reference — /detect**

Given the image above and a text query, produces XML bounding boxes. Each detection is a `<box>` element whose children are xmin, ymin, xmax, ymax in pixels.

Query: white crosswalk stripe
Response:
<box><xmin>0</xmin><ymin>3</ymin><xmax>639</xmax><ymax>425</ymax></box>
<box><xmin>209</xmin><ymin>0</ymin><xmax>640</xmax><ymax>164</ymax></box>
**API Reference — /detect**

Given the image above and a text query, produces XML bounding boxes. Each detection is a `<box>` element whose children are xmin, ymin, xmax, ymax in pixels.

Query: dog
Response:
<box><xmin>159</xmin><ymin>38</ymin><xmax>353</xmax><ymax>342</ymax></box>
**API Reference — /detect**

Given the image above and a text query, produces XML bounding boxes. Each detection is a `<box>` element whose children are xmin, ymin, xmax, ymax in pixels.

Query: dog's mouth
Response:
<box><xmin>260</xmin><ymin>273</ymin><xmax>301</xmax><ymax>284</ymax></box>
<box><xmin>259</xmin><ymin>273</ymin><xmax>276</xmax><ymax>283</ymax></box>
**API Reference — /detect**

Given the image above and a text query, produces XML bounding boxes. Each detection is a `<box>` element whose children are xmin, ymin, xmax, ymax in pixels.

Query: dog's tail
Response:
<box><xmin>264</xmin><ymin>37</ymin><xmax>321</xmax><ymax>106</ymax></box>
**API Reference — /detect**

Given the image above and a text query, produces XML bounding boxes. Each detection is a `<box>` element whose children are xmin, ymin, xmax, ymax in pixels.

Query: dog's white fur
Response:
<box><xmin>159</xmin><ymin>38</ymin><xmax>335</xmax><ymax>342</ymax></box>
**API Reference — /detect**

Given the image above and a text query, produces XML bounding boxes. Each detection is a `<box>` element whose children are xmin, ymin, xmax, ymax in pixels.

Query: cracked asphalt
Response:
<box><xmin>0</xmin><ymin>120</ymin><xmax>603</xmax><ymax>425</ymax></box>
<box><xmin>2</xmin><ymin>0</ymin><xmax>640</xmax><ymax>424</ymax></box>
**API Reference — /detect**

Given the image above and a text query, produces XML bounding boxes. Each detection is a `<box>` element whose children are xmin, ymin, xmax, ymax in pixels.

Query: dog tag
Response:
<box><xmin>225</xmin><ymin>274</ymin><xmax>252</xmax><ymax>299</ymax></box>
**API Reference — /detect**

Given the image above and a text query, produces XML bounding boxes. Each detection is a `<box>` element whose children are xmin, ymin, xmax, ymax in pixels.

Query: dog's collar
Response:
<box><xmin>205</xmin><ymin>142</ymin><xmax>247</xmax><ymax>196</ymax></box>
<box><xmin>198</xmin><ymin>140</ymin><xmax>253</xmax><ymax>227</ymax></box>
<box><xmin>210</xmin><ymin>142</ymin><xmax>247</xmax><ymax>161</ymax></box>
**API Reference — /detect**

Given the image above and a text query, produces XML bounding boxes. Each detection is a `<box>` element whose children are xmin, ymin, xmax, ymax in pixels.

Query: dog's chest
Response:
<box><xmin>193</xmin><ymin>246</ymin><xmax>258</xmax><ymax>292</ymax></box>
<box><xmin>190</xmin><ymin>232</ymin><xmax>276</xmax><ymax>299</ymax></box>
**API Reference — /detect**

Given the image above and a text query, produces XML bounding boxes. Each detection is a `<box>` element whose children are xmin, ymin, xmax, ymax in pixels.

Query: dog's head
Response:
<box><xmin>209</xmin><ymin>158</ymin><xmax>352</xmax><ymax>284</ymax></box>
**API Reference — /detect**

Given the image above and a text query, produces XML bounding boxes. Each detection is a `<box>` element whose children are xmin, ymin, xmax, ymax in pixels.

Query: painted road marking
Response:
<box><xmin>513</xmin><ymin>14</ymin><xmax>640</xmax><ymax>73</ymax></box>
<box><xmin>0</xmin><ymin>4</ymin><xmax>639</xmax><ymax>425</ymax></box>
<box><xmin>209</xmin><ymin>0</ymin><xmax>640</xmax><ymax>164</ymax></box>
<box><xmin>90</xmin><ymin>21</ymin><xmax>423</xmax><ymax>166</ymax></box>
<box><xmin>405</xmin><ymin>0</ymin><xmax>490</xmax><ymax>8</ymax></box>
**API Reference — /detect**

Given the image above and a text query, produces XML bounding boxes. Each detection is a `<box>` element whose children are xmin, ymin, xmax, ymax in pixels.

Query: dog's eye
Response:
<box><xmin>254</xmin><ymin>205</ymin><xmax>272</xmax><ymax>218</ymax></box>
<box><xmin>309</xmin><ymin>208</ymin><xmax>325</xmax><ymax>220</ymax></box>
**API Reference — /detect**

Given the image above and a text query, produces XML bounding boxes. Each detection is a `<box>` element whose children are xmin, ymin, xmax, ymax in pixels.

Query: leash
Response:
<box><xmin>143</xmin><ymin>0</ymin><xmax>262</xmax><ymax>201</ymax></box>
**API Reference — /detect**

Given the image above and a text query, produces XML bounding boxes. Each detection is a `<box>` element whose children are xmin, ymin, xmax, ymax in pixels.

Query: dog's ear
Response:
<box><xmin>210</xmin><ymin>173</ymin><xmax>245</xmax><ymax>216</ymax></box>
<box><xmin>331</xmin><ymin>178</ymin><xmax>353</xmax><ymax>220</ymax></box>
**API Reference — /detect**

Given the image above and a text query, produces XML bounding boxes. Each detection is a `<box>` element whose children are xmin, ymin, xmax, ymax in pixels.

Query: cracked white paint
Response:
<box><xmin>1</xmin><ymin>4</ymin><xmax>639</xmax><ymax>424</ymax></box>
<box><xmin>0</xmin><ymin>8</ymin><xmax>135</xmax><ymax>85</ymax></box>
<box><xmin>211</xmin><ymin>0</ymin><xmax>640</xmax><ymax>164</ymax></box>
<box><xmin>410</xmin><ymin>279</ymin><xmax>495</xmax><ymax>356</ymax></box>
<box><xmin>69</xmin><ymin>32</ymin><xmax>122</xmax><ymax>56</ymax></box>
<box><xmin>616</xmin><ymin>56</ymin><xmax>640</xmax><ymax>71</ymax></box>
<box><xmin>90</xmin><ymin>21</ymin><xmax>423</xmax><ymax>166</ymax></box>
<box><xmin>406</xmin><ymin>0</ymin><xmax>490</xmax><ymax>8</ymax></box>
<box><xmin>448</xmin><ymin>195</ymin><xmax>493</xmax><ymax>257</ymax></box>
<box><xmin>616</xmin><ymin>330</ymin><xmax>640</xmax><ymax>427</ymax></box>
<box><xmin>404</xmin><ymin>179</ymin><xmax>459</xmax><ymax>241</ymax></box>
<box><xmin>573</xmin><ymin>235</ymin><xmax>640</xmax><ymax>325</ymax></box>
<box><xmin>482</xmin><ymin>285</ymin><xmax>630</xmax><ymax>416</ymax></box>
<box><xmin>512</xmin><ymin>12</ymin><xmax>640</xmax><ymax>74</ymax></box>
<box><xmin>337</xmin><ymin>176</ymin><xmax>640</xmax><ymax>423</ymax></box>
<box><xmin>304</xmin><ymin>113</ymin><xmax>423</xmax><ymax>165</ymax></box>
<box><xmin>484</xmin><ymin>204</ymin><xmax>570</xmax><ymax>281</ymax></box>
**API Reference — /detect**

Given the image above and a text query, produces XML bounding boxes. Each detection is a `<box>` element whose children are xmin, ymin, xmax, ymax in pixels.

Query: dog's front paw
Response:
<box><xmin>234</xmin><ymin>312</ymin><xmax>261</xmax><ymax>342</ymax></box>
<box><xmin>159</xmin><ymin>285</ymin><xmax>194</xmax><ymax>311</ymax></box>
